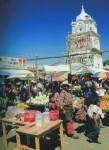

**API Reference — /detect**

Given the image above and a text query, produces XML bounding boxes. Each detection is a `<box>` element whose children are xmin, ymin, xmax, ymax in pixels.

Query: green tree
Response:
<box><xmin>103</xmin><ymin>60</ymin><xmax>109</xmax><ymax>66</ymax></box>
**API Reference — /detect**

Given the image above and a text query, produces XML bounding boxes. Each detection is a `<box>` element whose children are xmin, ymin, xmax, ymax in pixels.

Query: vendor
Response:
<box><xmin>59</xmin><ymin>82</ymin><xmax>75</xmax><ymax>137</ymax></box>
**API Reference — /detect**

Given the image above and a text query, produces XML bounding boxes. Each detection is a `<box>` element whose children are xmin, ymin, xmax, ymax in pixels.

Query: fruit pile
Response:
<box><xmin>100</xmin><ymin>95</ymin><xmax>109</xmax><ymax>111</ymax></box>
<box><xmin>16</xmin><ymin>103</ymin><xmax>27</xmax><ymax>109</ymax></box>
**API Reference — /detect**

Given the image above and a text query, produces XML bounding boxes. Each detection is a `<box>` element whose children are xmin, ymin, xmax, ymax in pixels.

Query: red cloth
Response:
<box><xmin>50</xmin><ymin>102</ymin><xmax>57</xmax><ymax>110</ymax></box>
<box><xmin>16</xmin><ymin>110</ymin><xmax>40</xmax><ymax>122</ymax></box>
<box><xmin>106</xmin><ymin>72</ymin><xmax>109</xmax><ymax>79</ymax></box>
<box><xmin>66</xmin><ymin>121</ymin><xmax>74</xmax><ymax>135</ymax></box>
<box><xmin>49</xmin><ymin>110</ymin><xmax>59</xmax><ymax>121</ymax></box>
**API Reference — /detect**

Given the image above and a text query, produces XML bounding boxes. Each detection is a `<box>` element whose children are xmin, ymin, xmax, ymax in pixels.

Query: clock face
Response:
<box><xmin>76</xmin><ymin>21</ymin><xmax>85</xmax><ymax>33</ymax></box>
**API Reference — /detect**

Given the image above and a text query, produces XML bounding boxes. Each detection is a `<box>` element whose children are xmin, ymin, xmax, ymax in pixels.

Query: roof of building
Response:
<box><xmin>76</xmin><ymin>5</ymin><xmax>93</xmax><ymax>21</ymax></box>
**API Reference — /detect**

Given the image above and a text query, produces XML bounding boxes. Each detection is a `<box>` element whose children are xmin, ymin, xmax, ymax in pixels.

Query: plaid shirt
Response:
<box><xmin>60</xmin><ymin>90</ymin><xmax>73</xmax><ymax>108</ymax></box>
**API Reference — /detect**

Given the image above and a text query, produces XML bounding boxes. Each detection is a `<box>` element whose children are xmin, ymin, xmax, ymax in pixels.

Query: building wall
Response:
<box><xmin>0</xmin><ymin>56</ymin><xmax>26</xmax><ymax>69</ymax></box>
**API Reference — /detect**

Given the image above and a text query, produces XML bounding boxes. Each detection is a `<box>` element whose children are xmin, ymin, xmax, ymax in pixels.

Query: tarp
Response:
<box><xmin>1</xmin><ymin>69</ymin><xmax>32</xmax><ymax>75</ymax></box>
<box><xmin>5</xmin><ymin>69</ymin><xmax>34</xmax><ymax>79</ymax></box>
<box><xmin>44</xmin><ymin>65</ymin><xmax>69</xmax><ymax>72</ymax></box>
<box><xmin>7</xmin><ymin>73</ymin><xmax>34</xmax><ymax>79</ymax></box>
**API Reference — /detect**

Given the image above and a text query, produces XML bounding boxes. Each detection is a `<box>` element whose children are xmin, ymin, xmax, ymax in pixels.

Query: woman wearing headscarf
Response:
<box><xmin>59</xmin><ymin>83</ymin><xmax>74</xmax><ymax>137</ymax></box>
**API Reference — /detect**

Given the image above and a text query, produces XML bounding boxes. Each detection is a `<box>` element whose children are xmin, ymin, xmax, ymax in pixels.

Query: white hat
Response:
<box><xmin>61</xmin><ymin>80</ymin><xmax>69</xmax><ymax>85</ymax></box>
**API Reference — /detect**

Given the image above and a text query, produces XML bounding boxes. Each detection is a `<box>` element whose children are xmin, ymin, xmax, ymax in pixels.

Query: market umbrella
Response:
<box><xmin>59</xmin><ymin>74</ymin><xmax>67</xmax><ymax>81</ymax></box>
<box><xmin>48</xmin><ymin>73</ymin><xmax>67</xmax><ymax>82</ymax></box>
<box><xmin>94</xmin><ymin>72</ymin><xmax>109</xmax><ymax>79</ymax></box>
<box><xmin>48</xmin><ymin>75</ymin><xmax>66</xmax><ymax>82</ymax></box>
<box><xmin>50</xmin><ymin>76</ymin><xmax>60</xmax><ymax>82</ymax></box>
<box><xmin>98</xmin><ymin>72</ymin><xmax>107</xmax><ymax>79</ymax></box>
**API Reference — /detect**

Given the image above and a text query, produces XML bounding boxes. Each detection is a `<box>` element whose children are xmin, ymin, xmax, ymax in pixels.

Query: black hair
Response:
<box><xmin>49</xmin><ymin>93</ymin><xmax>55</xmax><ymax>99</ymax></box>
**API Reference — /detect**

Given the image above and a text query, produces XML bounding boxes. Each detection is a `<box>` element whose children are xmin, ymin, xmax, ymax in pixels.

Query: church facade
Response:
<box><xmin>67</xmin><ymin>5</ymin><xmax>103</xmax><ymax>72</ymax></box>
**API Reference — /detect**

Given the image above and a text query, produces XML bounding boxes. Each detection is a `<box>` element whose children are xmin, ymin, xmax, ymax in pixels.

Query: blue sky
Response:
<box><xmin>0</xmin><ymin>0</ymin><xmax>109</xmax><ymax>65</ymax></box>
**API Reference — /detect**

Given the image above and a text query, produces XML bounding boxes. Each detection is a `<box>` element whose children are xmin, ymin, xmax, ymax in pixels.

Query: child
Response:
<box><xmin>48</xmin><ymin>93</ymin><xmax>59</xmax><ymax>121</ymax></box>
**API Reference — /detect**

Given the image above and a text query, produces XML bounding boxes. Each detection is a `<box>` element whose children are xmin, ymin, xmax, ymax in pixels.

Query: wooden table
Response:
<box><xmin>2</xmin><ymin>117</ymin><xmax>28</xmax><ymax>150</ymax></box>
<box><xmin>16</xmin><ymin>120</ymin><xmax>64</xmax><ymax>150</ymax></box>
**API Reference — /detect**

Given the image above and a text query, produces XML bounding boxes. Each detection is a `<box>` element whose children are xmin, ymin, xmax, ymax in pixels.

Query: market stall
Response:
<box><xmin>100</xmin><ymin>95</ymin><xmax>109</xmax><ymax>112</ymax></box>
<box><xmin>16</xmin><ymin>120</ymin><xmax>63</xmax><ymax>150</ymax></box>
<box><xmin>26</xmin><ymin>92</ymin><xmax>49</xmax><ymax>111</ymax></box>
<box><xmin>100</xmin><ymin>95</ymin><xmax>109</xmax><ymax>126</ymax></box>
<box><xmin>44</xmin><ymin>64</ymin><xmax>69</xmax><ymax>82</ymax></box>
<box><xmin>2</xmin><ymin>104</ymin><xmax>63</xmax><ymax>150</ymax></box>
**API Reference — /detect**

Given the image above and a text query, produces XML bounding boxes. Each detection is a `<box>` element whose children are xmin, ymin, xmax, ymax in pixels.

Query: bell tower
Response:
<box><xmin>67</xmin><ymin>4</ymin><xmax>103</xmax><ymax>72</ymax></box>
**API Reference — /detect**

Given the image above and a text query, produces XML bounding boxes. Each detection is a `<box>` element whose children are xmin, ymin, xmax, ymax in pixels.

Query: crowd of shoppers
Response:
<box><xmin>0</xmin><ymin>74</ymin><xmax>109</xmax><ymax>143</ymax></box>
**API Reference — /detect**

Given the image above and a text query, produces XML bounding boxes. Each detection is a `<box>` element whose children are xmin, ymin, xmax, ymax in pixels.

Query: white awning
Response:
<box><xmin>7</xmin><ymin>73</ymin><xmax>34</xmax><ymax>79</ymax></box>
<box><xmin>44</xmin><ymin>65</ymin><xmax>70</xmax><ymax>72</ymax></box>
<box><xmin>4</xmin><ymin>69</ymin><xmax>34</xmax><ymax>79</ymax></box>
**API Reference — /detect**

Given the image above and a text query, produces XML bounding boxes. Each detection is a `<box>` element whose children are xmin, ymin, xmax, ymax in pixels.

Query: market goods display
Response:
<box><xmin>71</xmin><ymin>85</ymin><xmax>82</xmax><ymax>97</ymax></box>
<box><xmin>5</xmin><ymin>106</ymin><xmax>24</xmax><ymax>119</ymax></box>
<box><xmin>16</xmin><ymin>103</ymin><xmax>27</xmax><ymax>109</ymax></box>
<box><xmin>26</xmin><ymin>93</ymin><xmax>49</xmax><ymax>106</ymax></box>
<box><xmin>101</xmin><ymin>95</ymin><xmax>109</xmax><ymax>101</ymax></box>
<box><xmin>0</xmin><ymin>97</ymin><xmax>8</xmax><ymax>117</ymax></box>
<box><xmin>73</xmin><ymin>97</ymin><xmax>84</xmax><ymax>109</ymax></box>
<box><xmin>49</xmin><ymin>110</ymin><xmax>59</xmax><ymax>121</ymax></box>
<box><xmin>100</xmin><ymin>95</ymin><xmax>109</xmax><ymax>111</ymax></box>
<box><xmin>16</xmin><ymin>110</ymin><xmax>40</xmax><ymax>122</ymax></box>
<box><xmin>0</xmin><ymin>97</ymin><xmax>8</xmax><ymax>109</ymax></box>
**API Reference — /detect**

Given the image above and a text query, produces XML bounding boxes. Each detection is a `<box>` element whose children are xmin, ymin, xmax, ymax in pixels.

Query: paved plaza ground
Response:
<box><xmin>0</xmin><ymin>122</ymin><xmax>109</xmax><ymax>150</ymax></box>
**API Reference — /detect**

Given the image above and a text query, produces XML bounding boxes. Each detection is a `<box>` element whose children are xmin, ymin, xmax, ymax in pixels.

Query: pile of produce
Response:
<box><xmin>100</xmin><ymin>95</ymin><xmax>109</xmax><ymax>111</ymax></box>
<box><xmin>0</xmin><ymin>97</ymin><xmax>8</xmax><ymax>117</ymax></box>
<box><xmin>27</xmin><ymin>93</ymin><xmax>49</xmax><ymax>106</ymax></box>
<box><xmin>0</xmin><ymin>97</ymin><xmax>8</xmax><ymax>109</ymax></box>
<box><xmin>73</xmin><ymin>97</ymin><xmax>84</xmax><ymax>109</ymax></box>
<box><xmin>16</xmin><ymin>102</ymin><xmax>27</xmax><ymax>109</ymax></box>
<box><xmin>71</xmin><ymin>85</ymin><xmax>82</xmax><ymax>97</ymax></box>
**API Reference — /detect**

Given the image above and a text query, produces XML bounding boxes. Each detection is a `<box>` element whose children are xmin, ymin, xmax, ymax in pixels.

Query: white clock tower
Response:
<box><xmin>67</xmin><ymin>5</ymin><xmax>103</xmax><ymax>72</ymax></box>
